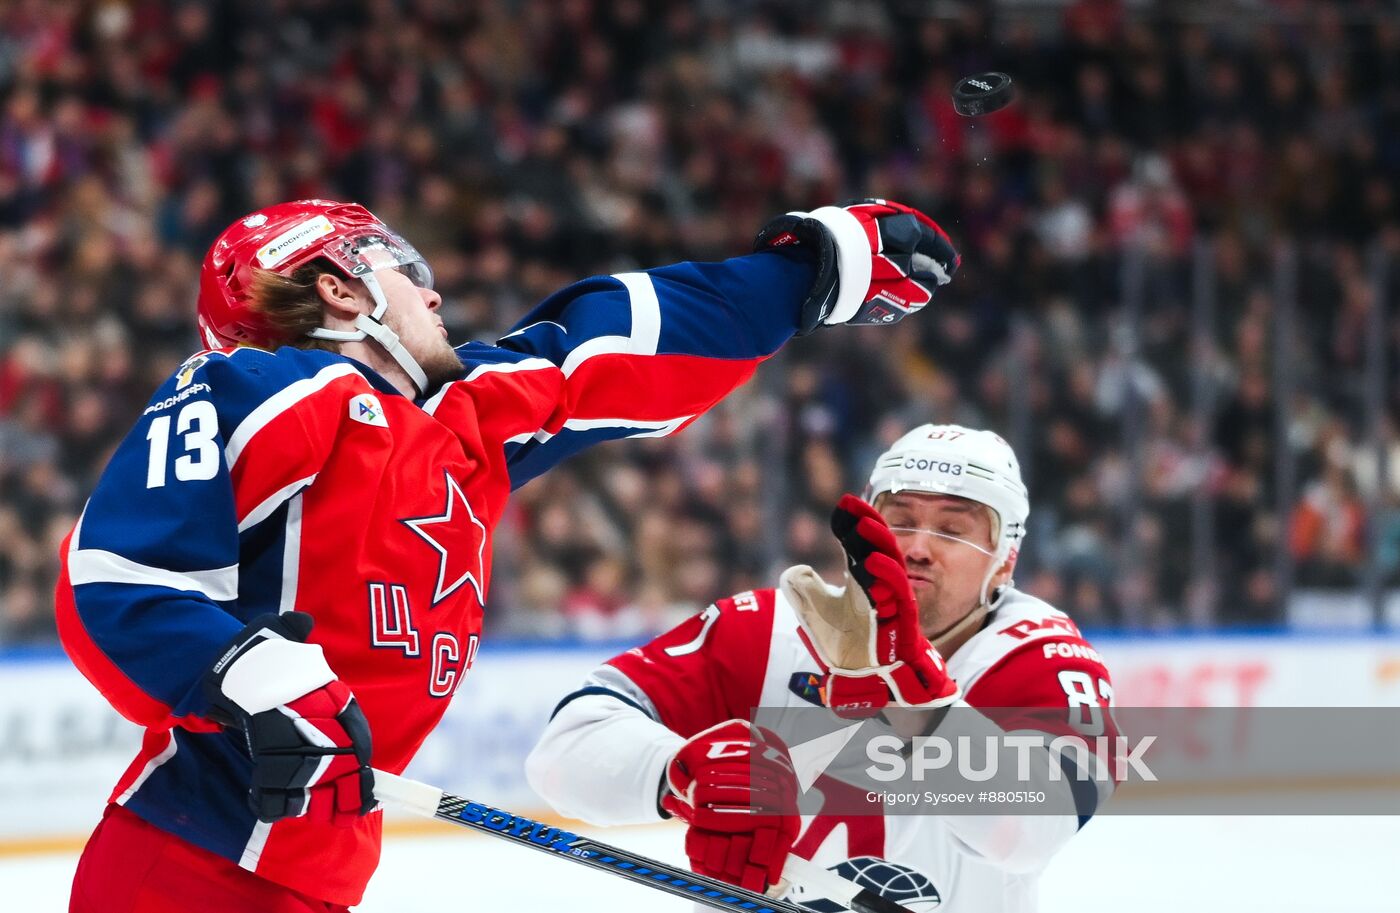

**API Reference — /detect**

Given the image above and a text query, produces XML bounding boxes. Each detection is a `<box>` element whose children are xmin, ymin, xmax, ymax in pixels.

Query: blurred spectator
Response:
<box><xmin>1290</xmin><ymin>465</ymin><xmax>1367</xmax><ymax>586</ymax></box>
<box><xmin>2</xmin><ymin>0</ymin><xmax>1399</xmax><ymax>646</ymax></box>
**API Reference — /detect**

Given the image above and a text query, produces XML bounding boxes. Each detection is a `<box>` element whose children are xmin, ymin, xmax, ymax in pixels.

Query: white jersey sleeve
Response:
<box><xmin>525</xmin><ymin>664</ymin><xmax>684</xmax><ymax>825</ymax></box>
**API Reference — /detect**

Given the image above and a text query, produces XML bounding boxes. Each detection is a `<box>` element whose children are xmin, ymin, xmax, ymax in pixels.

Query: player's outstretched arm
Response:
<box><xmin>530</xmin><ymin>689</ymin><xmax>803</xmax><ymax>896</ymax></box>
<box><xmin>525</xmin><ymin>665</ymin><xmax>685</xmax><ymax>826</ymax></box>
<box><xmin>432</xmin><ymin>201</ymin><xmax>959</xmax><ymax>489</ymax></box>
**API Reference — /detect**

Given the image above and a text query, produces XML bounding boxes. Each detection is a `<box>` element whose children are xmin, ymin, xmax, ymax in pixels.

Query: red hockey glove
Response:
<box><xmin>785</xmin><ymin>495</ymin><xmax>960</xmax><ymax>718</ymax></box>
<box><xmin>660</xmin><ymin>720</ymin><xmax>800</xmax><ymax>894</ymax></box>
<box><xmin>205</xmin><ymin>612</ymin><xmax>375</xmax><ymax>827</ymax></box>
<box><xmin>754</xmin><ymin>198</ymin><xmax>960</xmax><ymax>334</ymax></box>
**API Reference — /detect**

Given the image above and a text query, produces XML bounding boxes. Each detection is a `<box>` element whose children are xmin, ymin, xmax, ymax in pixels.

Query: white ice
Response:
<box><xmin>1</xmin><ymin>816</ymin><xmax>1392</xmax><ymax>912</ymax></box>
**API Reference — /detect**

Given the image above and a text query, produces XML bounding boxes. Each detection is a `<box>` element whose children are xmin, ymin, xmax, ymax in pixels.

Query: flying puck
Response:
<box><xmin>952</xmin><ymin>72</ymin><xmax>1014</xmax><ymax>117</ymax></box>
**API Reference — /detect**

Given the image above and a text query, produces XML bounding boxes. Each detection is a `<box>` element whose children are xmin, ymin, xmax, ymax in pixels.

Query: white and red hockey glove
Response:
<box><xmin>782</xmin><ymin>494</ymin><xmax>961</xmax><ymax>718</ymax></box>
<box><xmin>660</xmin><ymin>720</ymin><xmax>800</xmax><ymax>895</ymax></box>
<box><xmin>205</xmin><ymin>612</ymin><xmax>375</xmax><ymax>827</ymax></box>
<box><xmin>754</xmin><ymin>198</ymin><xmax>960</xmax><ymax>334</ymax></box>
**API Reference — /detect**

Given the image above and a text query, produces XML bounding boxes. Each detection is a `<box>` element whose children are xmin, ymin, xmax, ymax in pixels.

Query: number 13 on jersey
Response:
<box><xmin>145</xmin><ymin>401</ymin><xmax>220</xmax><ymax>488</ymax></box>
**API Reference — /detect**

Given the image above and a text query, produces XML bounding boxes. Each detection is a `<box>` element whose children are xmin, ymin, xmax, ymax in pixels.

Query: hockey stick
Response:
<box><xmin>373</xmin><ymin>768</ymin><xmax>912</xmax><ymax>913</ymax></box>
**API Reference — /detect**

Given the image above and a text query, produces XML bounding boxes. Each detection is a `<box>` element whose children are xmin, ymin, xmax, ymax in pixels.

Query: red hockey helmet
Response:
<box><xmin>196</xmin><ymin>199</ymin><xmax>432</xmax><ymax>350</ymax></box>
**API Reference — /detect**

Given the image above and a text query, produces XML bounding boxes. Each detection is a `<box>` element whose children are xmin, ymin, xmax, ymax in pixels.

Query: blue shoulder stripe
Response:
<box><xmin>1057</xmin><ymin>751</ymin><xmax>1101</xmax><ymax>829</ymax></box>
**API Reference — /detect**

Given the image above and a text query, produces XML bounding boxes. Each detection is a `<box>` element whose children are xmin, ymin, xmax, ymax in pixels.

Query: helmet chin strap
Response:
<box><xmin>308</xmin><ymin>271</ymin><xmax>430</xmax><ymax>396</ymax></box>
<box><xmin>976</xmin><ymin>507</ymin><xmax>1010</xmax><ymax>611</ymax></box>
<box><xmin>930</xmin><ymin>601</ymin><xmax>988</xmax><ymax>655</ymax></box>
<box><xmin>977</xmin><ymin>555</ymin><xmax>1008</xmax><ymax>610</ymax></box>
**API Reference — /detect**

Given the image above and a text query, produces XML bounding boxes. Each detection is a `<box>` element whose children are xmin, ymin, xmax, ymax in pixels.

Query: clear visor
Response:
<box><xmin>887</xmin><ymin>526</ymin><xmax>997</xmax><ymax>559</ymax></box>
<box><xmin>324</xmin><ymin>231</ymin><xmax>434</xmax><ymax>289</ymax></box>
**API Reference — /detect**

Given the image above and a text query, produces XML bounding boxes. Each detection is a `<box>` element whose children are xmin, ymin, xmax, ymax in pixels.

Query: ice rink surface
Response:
<box><xmin>1</xmin><ymin>815</ymin><xmax>1393</xmax><ymax>912</ymax></box>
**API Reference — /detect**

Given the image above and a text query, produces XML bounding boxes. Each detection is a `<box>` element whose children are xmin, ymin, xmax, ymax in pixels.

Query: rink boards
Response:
<box><xmin>2</xmin><ymin>633</ymin><xmax>1399</xmax><ymax>850</ymax></box>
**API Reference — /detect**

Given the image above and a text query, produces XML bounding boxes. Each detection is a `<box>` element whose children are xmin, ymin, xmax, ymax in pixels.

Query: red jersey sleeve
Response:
<box><xmin>606</xmin><ymin>589</ymin><xmax>777</xmax><ymax>739</ymax></box>
<box><xmin>427</xmin><ymin>252</ymin><xmax>815</xmax><ymax>498</ymax></box>
<box><xmin>965</xmin><ymin>635</ymin><xmax>1120</xmax><ymax>825</ymax></box>
<box><xmin>964</xmin><ymin>636</ymin><xmax>1118</xmax><ymax>742</ymax></box>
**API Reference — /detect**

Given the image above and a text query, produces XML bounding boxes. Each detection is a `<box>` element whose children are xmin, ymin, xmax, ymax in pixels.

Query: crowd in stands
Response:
<box><xmin>2</xmin><ymin>0</ymin><xmax>1398</xmax><ymax>645</ymax></box>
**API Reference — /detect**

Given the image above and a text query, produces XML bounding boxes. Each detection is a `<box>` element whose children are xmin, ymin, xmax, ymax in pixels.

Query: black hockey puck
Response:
<box><xmin>952</xmin><ymin>72</ymin><xmax>1014</xmax><ymax>117</ymax></box>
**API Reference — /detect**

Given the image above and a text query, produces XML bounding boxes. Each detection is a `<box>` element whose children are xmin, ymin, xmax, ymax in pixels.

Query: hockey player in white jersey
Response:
<box><xmin>526</xmin><ymin>425</ymin><xmax>1116</xmax><ymax>912</ymax></box>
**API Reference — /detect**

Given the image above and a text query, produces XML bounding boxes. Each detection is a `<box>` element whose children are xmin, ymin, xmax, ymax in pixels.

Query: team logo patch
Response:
<box><xmin>350</xmin><ymin>393</ymin><xmax>389</xmax><ymax>427</ymax></box>
<box><xmin>788</xmin><ymin>671</ymin><xmax>825</xmax><ymax>706</ymax></box>
<box><xmin>175</xmin><ymin>354</ymin><xmax>209</xmax><ymax>390</ymax></box>
<box><xmin>794</xmin><ymin>857</ymin><xmax>941</xmax><ymax>912</ymax></box>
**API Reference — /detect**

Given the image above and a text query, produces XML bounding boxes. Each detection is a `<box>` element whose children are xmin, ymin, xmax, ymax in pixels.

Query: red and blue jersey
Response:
<box><xmin>55</xmin><ymin>251</ymin><xmax>814</xmax><ymax>906</ymax></box>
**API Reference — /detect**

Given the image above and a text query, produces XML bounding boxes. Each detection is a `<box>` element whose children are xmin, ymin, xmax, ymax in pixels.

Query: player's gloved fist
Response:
<box><xmin>204</xmin><ymin>611</ymin><xmax>376</xmax><ymax>827</ymax></box>
<box><xmin>782</xmin><ymin>494</ymin><xmax>960</xmax><ymax>719</ymax></box>
<box><xmin>754</xmin><ymin>198</ymin><xmax>959</xmax><ymax>334</ymax></box>
<box><xmin>660</xmin><ymin>720</ymin><xmax>800</xmax><ymax>895</ymax></box>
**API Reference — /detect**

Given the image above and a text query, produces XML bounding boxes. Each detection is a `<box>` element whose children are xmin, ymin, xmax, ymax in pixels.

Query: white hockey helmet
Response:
<box><xmin>865</xmin><ymin>424</ymin><xmax>1029</xmax><ymax>604</ymax></box>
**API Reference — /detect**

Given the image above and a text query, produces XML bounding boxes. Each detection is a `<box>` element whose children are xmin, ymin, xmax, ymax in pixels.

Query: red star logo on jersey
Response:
<box><xmin>401</xmin><ymin>470</ymin><xmax>486</xmax><ymax>606</ymax></box>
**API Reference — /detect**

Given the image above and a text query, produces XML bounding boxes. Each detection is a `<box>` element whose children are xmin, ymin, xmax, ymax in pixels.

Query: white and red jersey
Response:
<box><xmin>528</xmin><ymin>583</ymin><xmax>1116</xmax><ymax>913</ymax></box>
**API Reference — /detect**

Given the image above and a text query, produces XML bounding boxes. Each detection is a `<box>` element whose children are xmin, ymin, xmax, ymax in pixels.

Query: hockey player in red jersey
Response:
<box><xmin>528</xmin><ymin>425</ymin><xmax>1117</xmax><ymax>912</ymax></box>
<box><xmin>57</xmin><ymin>198</ymin><xmax>959</xmax><ymax>912</ymax></box>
